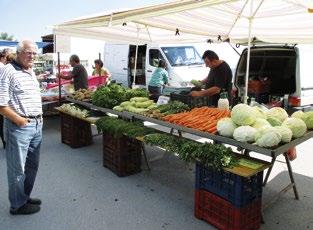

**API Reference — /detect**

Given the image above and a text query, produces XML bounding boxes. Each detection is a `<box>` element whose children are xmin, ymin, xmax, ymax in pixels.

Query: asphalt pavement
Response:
<box><xmin>0</xmin><ymin>116</ymin><xmax>312</xmax><ymax>230</ymax></box>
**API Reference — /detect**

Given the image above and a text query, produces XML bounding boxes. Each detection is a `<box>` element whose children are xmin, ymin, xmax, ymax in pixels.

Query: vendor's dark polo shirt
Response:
<box><xmin>72</xmin><ymin>64</ymin><xmax>88</xmax><ymax>91</ymax></box>
<box><xmin>205</xmin><ymin>61</ymin><xmax>232</xmax><ymax>107</ymax></box>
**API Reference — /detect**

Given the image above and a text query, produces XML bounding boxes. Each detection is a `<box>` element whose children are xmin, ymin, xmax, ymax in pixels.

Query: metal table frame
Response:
<box><xmin>66</xmin><ymin>97</ymin><xmax>313</xmax><ymax>202</ymax></box>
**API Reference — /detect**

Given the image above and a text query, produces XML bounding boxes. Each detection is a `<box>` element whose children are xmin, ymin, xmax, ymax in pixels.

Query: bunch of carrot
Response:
<box><xmin>163</xmin><ymin>107</ymin><xmax>231</xmax><ymax>134</ymax></box>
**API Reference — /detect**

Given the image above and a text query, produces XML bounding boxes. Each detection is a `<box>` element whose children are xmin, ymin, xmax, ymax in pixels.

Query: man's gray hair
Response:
<box><xmin>16</xmin><ymin>40</ymin><xmax>38</xmax><ymax>53</ymax></box>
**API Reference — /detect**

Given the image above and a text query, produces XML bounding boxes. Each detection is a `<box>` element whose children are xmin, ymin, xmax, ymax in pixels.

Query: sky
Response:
<box><xmin>0</xmin><ymin>0</ymin><xmax>242</xmax><ymax>69</ymax></box>
<box><xmin>0</xmin><ymin>0</ymin><xmax>169</xmax><ymax>41</ymax></box>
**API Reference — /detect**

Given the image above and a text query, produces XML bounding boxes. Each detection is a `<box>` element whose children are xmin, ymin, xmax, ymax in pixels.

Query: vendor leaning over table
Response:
<box><xmin>190</xmin><ymin>50</ymin><xmax>232</xmax><ymax>107</ymax></box>
<box><xmin>57</xmin><ymin>54</ymin><xmax>88</xmax><ymax>91</ymax></box>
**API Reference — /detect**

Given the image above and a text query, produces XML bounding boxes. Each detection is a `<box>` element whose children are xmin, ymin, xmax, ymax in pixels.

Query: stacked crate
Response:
<box><xmin>170</xmin><ymin>92</ymin><xmax>210</xmax><ymax>108</ymax></box>
<box><xmin>194</xmin><ymin>162</ymin><xmax>263</xmax><ymax>230</ymax></box>
<box><xmin>60</xmin><ymin>112</ymin><xmax>92</xmax><ymax>148</ymax></box>
<box><xmin>102</xmin><ymin>133</ymin><xmax>142</xmax><ymax>177</ymax></box>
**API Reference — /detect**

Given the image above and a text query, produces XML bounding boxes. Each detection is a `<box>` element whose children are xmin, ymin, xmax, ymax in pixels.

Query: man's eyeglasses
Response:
<box><xmin>22</xmin><ymin>50</ymin><xmax>37</xmax><ymax>56</ymax></box>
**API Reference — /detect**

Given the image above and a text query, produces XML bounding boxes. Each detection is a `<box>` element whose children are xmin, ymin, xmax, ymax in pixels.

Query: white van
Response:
<box><xmin>234</xmin><ymin>45</ymin><xmax>313</xmax><ymax>112</ymax></box>
<box><xmin>104</xmin><ymin>44</ymin><xmax>208</xmax><ymax>88</ymax></box>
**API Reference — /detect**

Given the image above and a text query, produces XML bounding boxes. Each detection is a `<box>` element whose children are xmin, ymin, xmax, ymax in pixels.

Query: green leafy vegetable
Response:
<box><xmin>157</xmin><ymin>101</ymin><xmax>190</xmax><ymax>115</ymax></box>
<box><xmin>144</xmin><ymin>133</ymin><xmax>238</xmax><ymax>170</ymax></box>
<box><xmin>96</xmin><ymin>116</ymin><xmax>156</xmax><ymax>138</ymax></box>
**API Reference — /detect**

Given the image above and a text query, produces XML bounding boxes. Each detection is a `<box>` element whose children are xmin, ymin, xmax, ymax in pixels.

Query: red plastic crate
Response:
<box><xmin>195</xmin><ymin>189</ymin><xmax>261</xmax><ymax>230</ymax></box>
<box><xmin>195</xmin><ymin>162</ymin><xmax>263</xmax><ymax>208</ymax></box>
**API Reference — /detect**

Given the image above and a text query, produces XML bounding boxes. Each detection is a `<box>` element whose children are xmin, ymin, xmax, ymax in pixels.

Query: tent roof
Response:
<box><xmin>53</xmin><ymin>0</ymin><xmax>313</xmax><ymax>44</ymax></box>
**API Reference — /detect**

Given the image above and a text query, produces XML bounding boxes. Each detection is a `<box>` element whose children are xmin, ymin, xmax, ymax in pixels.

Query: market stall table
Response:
<box><xmin>66</xmin><ymin>97</ymin><xmax>313</xmax><ymax>206</ymax></box>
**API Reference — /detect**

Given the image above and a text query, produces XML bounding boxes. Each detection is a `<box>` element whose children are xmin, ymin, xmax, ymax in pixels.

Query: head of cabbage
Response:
<box><xmin>303</xmin><ymin>111</ymin><xmax>313</xmax><ymax>129</ymax></box>
<box><xmin>253</xmin><ymin>107</ymin><xmax>267</xmax><ymax>119</ymax></box>
<box><xmin>282</xmin><ymin>117</ymin><xmax>307</xmax><ymax>138</ymax></box>
<box><xmin>252</xmin><ymin>118</ymin><xmax>271</xmax><ymax>130</ymax></box>
<box><xmin>255</xmin><ymin>127</ymin><xmax>282</xmax><ymax>148</ymax></box>
<box><xmin>274</xmin><ymin>126</ymin><xmax>292</xmax><ymax>143</ymax></box>
<box><xmin>217</xmin><ymin>118</ymin><xmax>237</xmax><ymax>137</ymax></box>
<box><xmin>233</xmin><ymin>126</ymin><xmax>257</xmax><ymax>143</ymax></box>
<box><xmin>231</xmin><ymin>104</ymin><xmax>256</xmax><ymax>126</ymax></box>
<box><xmin>266</xmin><ymin>107</ymin><xmax>288</xmax><ymax>126</ymax></box>
<box><xmin>291</xmin><ymin>111</ymin><xmax>306</xmax><ymax>120</ymax></box>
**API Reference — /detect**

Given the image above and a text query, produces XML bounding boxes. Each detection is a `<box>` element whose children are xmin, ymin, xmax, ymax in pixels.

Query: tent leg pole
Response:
<box><xmin>284</xmin><ymin>152</ymin><xmax>299</xmax><ymax>200</ymax></box>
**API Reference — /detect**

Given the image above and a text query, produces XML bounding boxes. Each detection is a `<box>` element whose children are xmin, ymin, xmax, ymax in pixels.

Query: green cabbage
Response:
<box><xmin>274</xmin><ymin>126</ymin><xmax>293</xmax><ymax>143</ymax></box>
<box><xmin>267</xmin><ymin>117</ymin><xmax>283</xmax><ymax>126</ymax></box>
<box><xmin>266</xmin><ymin>107</ymin><xmax>288</xmax><ymax>124</ymax></box>
<box><xmin>282</xmin><ymin>117</ymin><xmax>307</xmax><ymax>138</ymax></box>
<box><xmin>255</xmin><ymin>127</ymin><xmax>282</xmax><ymax>147</ymax></box>
<box><xmin>253</xmin><ymin>107</ymin><xmax>267</xmax><ymax>119</ymax></box>
<box><xmin>217</xmin><ymin>118</ymin><xmax>237</xmax><ymax>137</ymax></box>
<box><xmin>231</xmin><ymin>104</ymin><xmax>256</xmax><ymax>126</ymax></box>
<box><xmin>252</xmin><ymin>118</ymin><xmax>271</xmax><ymax>130</ymax></box>
<box><xmin>303</xmin><ymin>111</ymin><xmax>313</xmax><ymax>129</ymax></box>
<box><xmin>291</xmin><ymin>111</ymin><xmax>306</xmax><ymax>120</ymax></box>
<box><xmin>233</xmin><ymin>126</ymin><xmax>257</xmax><ymax>143</ymax></box>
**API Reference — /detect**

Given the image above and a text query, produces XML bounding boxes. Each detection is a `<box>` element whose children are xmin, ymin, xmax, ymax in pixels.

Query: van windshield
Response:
<box><xmin>161</xmin><ymin>46</ymin><xmax>203</xmax><ymax>66</ymax></box>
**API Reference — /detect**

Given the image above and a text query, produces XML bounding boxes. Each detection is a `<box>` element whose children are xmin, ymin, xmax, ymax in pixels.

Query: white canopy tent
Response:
<box><xmin>54</xmin><ymin>0</ymin><xmax>313</xmax><ymax>44</ymax></box>
<box><xmin>53</xmin><ymin>0</ymin><xmax>313</xmax><ymax>101</ymax></box>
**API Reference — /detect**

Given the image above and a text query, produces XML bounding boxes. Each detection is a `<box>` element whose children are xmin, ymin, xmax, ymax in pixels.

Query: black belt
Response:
<box><xmin>21</xmin><ymin>115</ymin><xmax>42</xmax><ymax>119</ymax></box>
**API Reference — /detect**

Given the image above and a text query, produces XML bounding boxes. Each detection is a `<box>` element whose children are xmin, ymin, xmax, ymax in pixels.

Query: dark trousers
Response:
<box><xmin>0</xmin><ymin>115</ymin><xmax>4</xmax><ymax>148</ymax></box>
<box><xmin>148</xmin><ymin>85</ymin><xmax>162</xmax><ymax>102</ymax></box>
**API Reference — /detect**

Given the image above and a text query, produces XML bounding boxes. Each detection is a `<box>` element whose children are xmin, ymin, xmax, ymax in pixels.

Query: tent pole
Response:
<box><xmin>132</xmin><ymin>45</ymin><xmax>138</xmax><ymax>88</ymax></box>
<box><xmin>57</xmin><ymin>52</ymin><xmax>61</xmax><ymax>105</ymax></box>
<box><xmin>244</xmin><ymin>0</ymin><xmax>253</xmax><ymax>104</ymax></box>
<box><xmin>132</xmin><ymin>26</ymin><xmax>140</xmax><ymax>88</ymax></box>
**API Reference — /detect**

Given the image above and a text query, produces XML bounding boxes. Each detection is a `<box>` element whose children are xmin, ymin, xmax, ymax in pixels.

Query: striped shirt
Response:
<box><xmin>0</xmin><ymin>61</ymin><xmax>42</xmax><ymax>116</ymax></box>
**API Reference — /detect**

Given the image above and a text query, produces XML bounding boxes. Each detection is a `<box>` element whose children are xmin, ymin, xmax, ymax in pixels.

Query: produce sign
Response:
<box><xmin>70</xmin><ymin>88</ymin><xmax>94</xmax><ymax>101</ymax></box>
<box><xmin>163</xmin><ymin>107</ymin><xmax>231</xmax><ymax>134</ymax></box>
<box><xmin>96</xmin><ymin>116</ymin><xmax>156</xmax><ymax>138</ymax></box>
<box><xmin>92</xmin><ymin>84</ymin><xmax>149</xmax><ymax>109</ymax></box>
<box><xmin>217</xmin><ymin>104</ymin><xmax>312</xmax><ymax>148</ymax></box>
<box><xmin>57</xmin><ymin>104</ymin><xmax>89</xmax><ymax>118</ymax></box>
<box><xmin>144</xmin><ymin>133</ymin><xmax>238</xmax><ymax>170</ymax></box>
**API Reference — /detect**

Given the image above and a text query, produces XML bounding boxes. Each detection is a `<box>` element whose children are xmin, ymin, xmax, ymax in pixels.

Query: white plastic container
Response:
<box><xmin>218</xmin><ymin>91</ymin><xmax>229</xmax><ymax>109</ymax></box>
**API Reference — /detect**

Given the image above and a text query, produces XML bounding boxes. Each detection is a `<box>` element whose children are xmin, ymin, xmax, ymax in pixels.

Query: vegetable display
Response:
<box><xmin>70</xmin><ymin>88</ymin><xmax>94</xmax><ymax>101</ymax></box>
<box><xmin>233</xmin><ymin>126</ymin><xmax>257</xmax><ymax>143</ymax></box>
<box><xmin>274</xmin><ymin>126</ymin><xmax>293</xmax><ymax>143</ymax></box>
<box><xmin>282</xmin><ymin>117</ymin><xmax>307</xmax><ymax>138</ymax></box>
<box><xmin>266</xmin><ymin>107</ymin><xmax>289</xmax><ymax>126</ymax></box>
<box><xmin>92</xmin><ymin>84</ymin><xmax>149</xmax><ymax>109</ymax></box>
<box><xmin>57</xmin><ymin>104</ymin><xmax>89</xmax><ymax>118</ymax></box>
<box><xmin>217</xmin><ymin>118</ymin><xmax>237</xmax><ymax>137</ymax></box>
<box><xmin>113</xmin><ymin>97</ymin><xmax>155</xmax><ymax>113</ymax></box>
<box><xmin>96</xmin><ymin>116</ymin><xmax>156</xmax><ymax>138</ymax></box>
<box><xmin>157</xmin><ymin>101</ymin><xmax>190</xmax><ymax>115</ymax></box>
<box><xmin>255</xmin><ymin>127</ymin><xmax>282</xmax><ymax>147</ymax></box>
<box><xmin>217</xmin><ymin>104</ymin><xmax>310</xmax><ymax>148</ymax></box>
<box><xmin>231</xmin><ymin>104</ymin><xmax>257</xmax><ymax>126</ymax></box>
<box><xmin>144</xmin><ymin>133</ymin><xmax>238</xmax><ymax>170</ymax></box>
<box><xmin>163</xmin><ymin>107</ymin><xmax>231</xmax><ymax>134</ymax></box>
<box><xmin>140</xmin><ymin>101</ymin><xmax>190</xmax><ymax>119</ymax></box>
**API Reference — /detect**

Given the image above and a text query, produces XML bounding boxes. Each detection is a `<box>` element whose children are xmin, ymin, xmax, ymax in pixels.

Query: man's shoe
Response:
<box><xmin>27</xmin><ymin>198</ymin><xmax>42</xmax><ymax>205</ymax></box>
<box><xmin>10</xmin><ymin>203</ymin><xmax>40</xmax><ymax>215</ymax></box>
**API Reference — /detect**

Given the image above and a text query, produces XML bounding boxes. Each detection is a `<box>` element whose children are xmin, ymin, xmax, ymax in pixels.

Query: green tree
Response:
<box><xmin>0</xmin><ymin>32</ymin><xmax>14</xmax><ymax>41</ymax></box>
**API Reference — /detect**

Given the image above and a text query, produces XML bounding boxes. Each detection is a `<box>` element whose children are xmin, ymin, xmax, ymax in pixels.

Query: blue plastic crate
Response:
<box><xmin>195</xmin><ymin>162</ymin><xmax>263</xmax><ymax>208</ymax></box>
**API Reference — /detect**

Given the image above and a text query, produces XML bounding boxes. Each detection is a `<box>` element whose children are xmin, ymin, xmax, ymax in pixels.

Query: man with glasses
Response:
<box><xmin>0</xmin><ymin>40</ymin><xmax>43</xmax><ymax>215</ymax></box>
